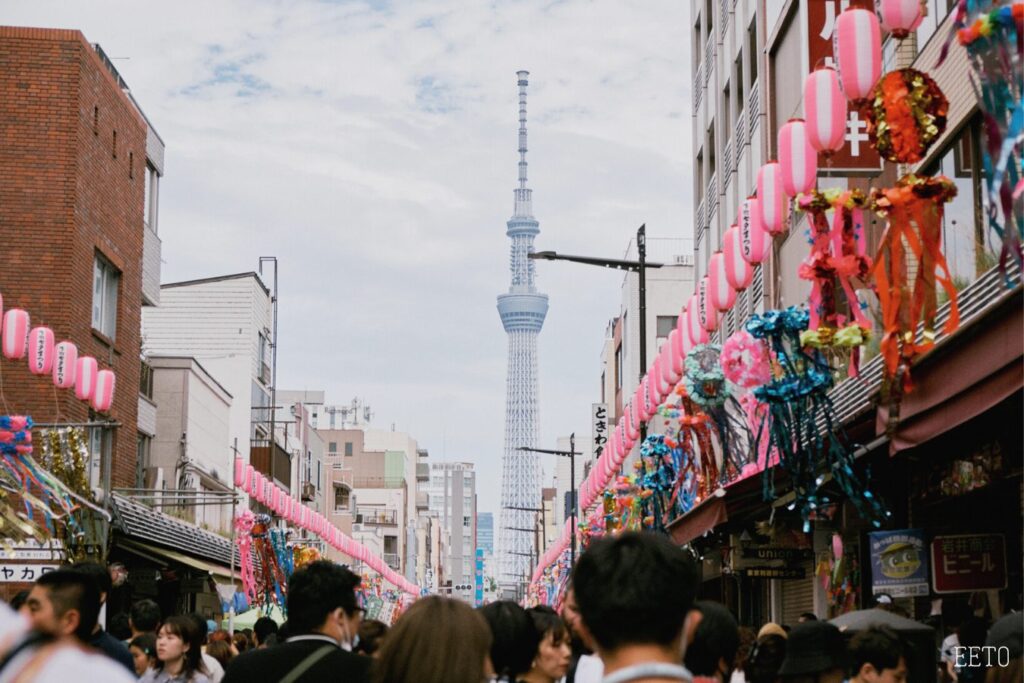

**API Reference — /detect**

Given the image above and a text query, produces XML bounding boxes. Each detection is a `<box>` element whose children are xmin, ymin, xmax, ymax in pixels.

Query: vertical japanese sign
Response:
<box><xmin>591</xmin><ymin>404</ymin><xmax>608</xmax><ymax>458</ymax></box>
<box><xmin>931</xmin><ymin>534</ymin><xmax>1007</xmax><ymax>594</ymax></box>
<box><xmin>474</xmin><ymin>548</ymin><xmax>484</xmax><ymax>607</ymax></box>
<box><xmin>869</xmin><ymin>530</ymin><xmax>929</xmax><ymax>597</ymax></box>
<box><xmin>806</xmin><ymin>0</ymin><xmax>883</xmax><ymax>173</ymax></box>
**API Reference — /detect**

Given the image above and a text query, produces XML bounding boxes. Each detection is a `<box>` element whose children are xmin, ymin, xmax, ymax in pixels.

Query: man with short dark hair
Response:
<box><xmin>71</xmin><ymin>562</ymin><xmax>136</xmax><ymax>673</ymax></box>
<box><xmin>222</xmin><ymin>561</ymin><xmax>369</xmax><ymax>683</ymax></box>
<box><xmin>798</xmin><ymin>612</ymin><xmax>818</xmax><ymax>623</ymax></box>
<box><xmin>129</xmin><ymin>598</ymin><xmax>161</xmax><ymax>638</ymax></box>
<box><xmin>26</xmin><ymin>569</ymin><xmax>102</xmax><ymax>642</ymax></box>
<box><xmin>572</xmin><ymin>532</ymin><xmax>699</xmax><ymax>683</ymax></box>
<box><xmin>849</xmin><ymin>627</ymin><xmax>908</xmax><ymax>683</ymax></box>
<box><xmin>778</xmin><ymin>621</ymin><xmax>847</xmax><ymax>683</ymax></box>
<box><xmin>253</xmin><ymin>616</ymin><xmax>279</xmax><ymax>649</ymax></box>
<box><xmin>684</xmin><ymin>601</ymin><xmax>740</xmax><ymax>682</ymax></box>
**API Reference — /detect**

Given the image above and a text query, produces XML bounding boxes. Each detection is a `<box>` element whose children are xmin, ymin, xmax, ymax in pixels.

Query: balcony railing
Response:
<box><xmin>704</xmin><ymin>39</ymin><xmax>714</xmax><ymax>85</ymax></box>
<box><xmin>355</xmin><ymin>508</ymin><xmax>398</xmax><ymax>526</ymax></box>
<box><xmin>748</xmin><ymin>85</ymin><xmax>760</xmax><ymax>136</ymax></box>
<box><xmin>736</xmin><ymin>111</ymin><xmax>747</xmax><ymax>153</ymax></box>
<box><xmin>383</xmin><ymin>553</ymin><xmax>400</xmax><ymax>570</ymax></box>
<box><xmin>707</xmin><ymin>174</ymin><xmax>719</xmax><ymax>217</ymax></box>
<box><xmin>720</xmin><ymin>0</ymin><xmax>728</xmax><ymax>39</ymax></box>
<box><xmin>723</xmin><ymin>140</ymin><xmax>733</xmax><ymax>185</ymax></box>
<box><xmin>352</xmin><ymin>476</ymin><xmax>405</xmax><ymax>489</ymax></box>
<box><xmin>693</xmin><ymin>64</ymin><xmax>703</xmax><ymax>113</ymax></box>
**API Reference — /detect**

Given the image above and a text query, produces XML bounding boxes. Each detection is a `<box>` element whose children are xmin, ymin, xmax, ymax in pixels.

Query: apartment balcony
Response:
<box><xmin>736</xmin><ymin>111</ymin><xmax>747</xmax><ymax>153</ymax></box>
<box><xmin>250</xmin><ymin>439</ymin><xmax>291</xmax><ymax>489</ymax></box>
<box><xmin>352</xmin><ymin>476</ymin><xmax>405</xmax><ymax>489</ymax></box>
<box><xmin>355</xmin><ymin>508</ymin><xmax>398</xmax><ymax>526</ymax></box>
<box><xmin>693</xmin><ymin>62</ymin><xmax>704</xmax><ymax>113</ymax></box>
<box><xmin>142</xmin><ymin>225</ymin><xmax>161</xmax><ymax>306</ymax></box>
<box><xmin>416</xmin><ymin>491</ymin><xmax>429</xmax><ymax>511</ymax></box>
<box><xmin>707</xmin><ymin>174</ymin><xmax>719</xmax><ymax>217</ymax></box>
<box><xmin>383</xmin><ymin>553</ymin><xmax>401</xmax><ymax>571</ymax></box>
<box><xmin>723</xmin><ymin>140</ymin><xmax>733</xmax><ymax>187</ymax></box>
<box><xmin>416</xmin><ymin>462</ymin><xmax>429</xmax><ymax>482</ymax></box>
<box><xmin>748</xmin><ymin>85</ymin><xmax>760</xmax><ymax>137</ymax></box>
<box><xmin>704</xmin><ymin>39</ymin><xmax>714</xmax><ymax>86</ymax></box>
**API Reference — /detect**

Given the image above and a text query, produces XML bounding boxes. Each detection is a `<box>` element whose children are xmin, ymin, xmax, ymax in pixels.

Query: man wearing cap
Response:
<box><xmin>777</xmin><ymin>621</ymin><xmax>847</xmax><ymax>683</ymax></box>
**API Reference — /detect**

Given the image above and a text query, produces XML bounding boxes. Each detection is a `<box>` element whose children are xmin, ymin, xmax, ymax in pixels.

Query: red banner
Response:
<box><xmin>930</xmin><ymin>534</ymin><xmax>1007</xmax><ymax>594</ymax></box>
<box><xmin>806</xmin><ymin>0</ymin><xmax>883</xmax><ymax>173</ymax></box>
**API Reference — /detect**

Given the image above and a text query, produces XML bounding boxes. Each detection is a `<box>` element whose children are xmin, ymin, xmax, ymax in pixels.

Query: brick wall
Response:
<box><xmin>0</xmin><ymin>27</ymin><xmax>147</xmax><ymax>488</ymax></box>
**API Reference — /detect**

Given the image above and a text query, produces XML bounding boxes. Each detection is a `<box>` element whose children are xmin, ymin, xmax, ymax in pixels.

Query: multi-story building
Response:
<box><xmin>146</xmin><ymin>356</ymin><xmax>233</xmax><ymax>533</ymax></box>
<box><xmin>275</xmin><ymin>391</ymin><xmax>327</xmax><ymax>516</ymax></box>
<box><xmin>476</xmin><ymin>512</ymin><xmax>494</xmax><ymax>556</ymax></box>
<box><xmin>424</xmin><ymin>462</ymin><xmax>477</xmax><ymax>596</ymax></box>
<box><xmin>0</xmin><ymin>27</ymin><xmax>164</xmax><ymax>492</ymax></box>
<box><xmin>142</xmin><ymin>271</ymin><xmax>281</xmax><ymax>494</ymax></box>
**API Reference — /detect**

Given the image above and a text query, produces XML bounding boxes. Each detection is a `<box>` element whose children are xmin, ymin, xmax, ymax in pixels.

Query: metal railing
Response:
<box><xmin>707</xmin><ymin>174</ymin><xmax>719</xmax><ymax>217</ymax></box>
<box><xmin>351</xmin><ymin>476</ymin><xmax>405</xmax><ymax>489</ymax></box>
<box><xmin>720</xmin><ymin>0</ymin><xmax>729</xmax><ymax>39</ymax></box>
<box><xmin>704</xmin><ymin>39</ymin><xmax>714</xmax><ymax>85</ymax></box>
<box><xmin>355</xmin><ymin>508</ymin><xmax>398</xmax><ymax>526</ymax></box>
<box><xmin>748</xmin><ymin>84</ymin><xmax>760</xmax><ymax>136</ymax></box>
<box><xmin>383</xmin><ymin>553</ymin><xmax>401</xmax><ymax>570</ymax></box>
<box><xmin>723</xmin><ymin>140</ymin><xmax>733</xmax><ymax>185</ymax></box>
<box><xmin>693</xmin><ymin>64</ymin><xmax>703</xmax><ymax>112</ymax></box>
<box><xmin>736</xmin><ymin>111</ymin><xmax>747</xmax><ymax>154</ymax></box>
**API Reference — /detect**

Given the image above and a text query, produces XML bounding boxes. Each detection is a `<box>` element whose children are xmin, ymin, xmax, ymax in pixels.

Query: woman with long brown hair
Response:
<box><xmin>372</xmin><ymin>596</ymin><xmax>492</xmax><ymax>683</ymax></box>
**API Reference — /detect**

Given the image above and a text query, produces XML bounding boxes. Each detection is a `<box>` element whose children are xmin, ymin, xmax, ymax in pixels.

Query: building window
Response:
<box><xmin>329</xmin><ymin>441</ymin><xmax>338</xmax><ymax>453</ymax></box>
<box><xmin>92</xmin><ymin>254</ymin><xmax>119</xmax><ymax>340</ymax></box>
<box><xmin>135</xmin><ymin>433</ymin><xmax>151</xmax><ymax>488</ymax></box>
<box><xmin>139</xmin><ymin>360</ymin><xmax>154</xmax><ymax>399</ymax></box>
<box><xmin>464</xmin><ymin>516</ymin><xmax>472</xmax><ymax>528</ymax></box>
<box><xmin>656</xmin><ymin>316</ymin><xmax>675</xmax><ymax>340</ymax></box>
<box><xmin>128</xmin><ymin>152</ymin><xmax>134</xmax><ymax>179</ymax></box>
<box><xmin>112</xmin><ymin>129</ymin><xmax>117</xmax><ymax>158</ymax></box>
<box><xmin>258</xmin><ymin>332</ymin><xmax>271</xmax><ymax>384</ymax></box>
<box><xmin>143</xmin><ymin>163</ymin><xmax>159</xmax><ymax>234</ymax></box>
<box><xmin>344</xmin><ymin>442</ymin><xmax>353</xmax><ymax>457</ymax></box>
<box><xmin>614</xmin><ymin>344</ymin><xmax>623</xmax><ymax>393</ymax></box>
<box><xmin>334</xmin><ymin>485</ymin><xmax>350</xmax><ymax>511</ymax></box>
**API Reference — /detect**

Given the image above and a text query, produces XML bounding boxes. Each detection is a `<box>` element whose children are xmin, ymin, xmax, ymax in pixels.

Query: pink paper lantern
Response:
<box><xmin>91</xmin><ymin>370</ymin><xmax>115</xmax><ymax>412</ymax></box>
<box><xmin>697</xmin><ymin>276</ymin><xmax>719</xmax><ymax>333</ymax></box>
<box><xmin>834</xmin><ymin>9</ymin><xmax>881</xmax><ymax>103</ymax></box>
<box><xmin>740</xmin><ymin>197</ymin><xmax>771</xmax><ymax>265</ymax></box>
<box><xmin>804</xmin><ymin>67</ymin><xmax>847</xmax><ymax>154</ymax></box>
<box><xmin>757</xmin><ymin>163</ymin><xmax>788</xmax><ymax>236</ymax></box>
<box><xmin>646</xmin><ymin>361</ymin><xmax>662</xmax><ymax>407</ymax></box>
<box><xmin>662</xmin><ymin>334</ymin><xmax>682</xmax><ymax>385</ymax></box>
<box><xmin>252</xmin><ymin>472</ymin><xmax>265</xmax><ymax>503</ymax></box>
<box><xmin>707</xmin><ymin>252</ymin><xmax>737</xmax><ymax>311</ymax></box>
<box><xmin>234</xmin><ymin>457</ymin><xmax>245</xmax><ymax>488</ymax></box>
<box><xmin>2</xmin><ymin>309</ymin><xmax>29</xmax><ymax>360</ymax></box>
<box><xmin>685</xmin><ymin>295</ymin><xmax>708</xmax><ymax>347</ymax></box>
<box><xmin>271</xmin><ymin>487</ymin><xmax>280</xmax><ymax>512</ymax></box>
<box><xmin>668</xmin><ymin>328</ymin><xmax>686</xmax><ymax>379</ymax></box>
<box><xmin>876</xmin><ymin>0</ymin><xmax>924</xmax><ymax>39</ymax></box>
<box><xmin>633</xmin><ymin>384</ymin><xmax>647</xmax><ymax>421</ymax></box>
<box><xmin>722</xmin><ymin>226</ymin><xmax>754</xmax><ymax>291</ymax></box>
<box><xmin>75</xmin><ymin>356</ymin><xmax>98</xmax><ymax>401</ymax></box>
<box><xmin>778</xmin><ymin>119</ymin><xmax>817</xmax><ymax>197</ymax></box>
<box><xmin>28</xmin><ymin>327</ymin><xmax>55</xmax><ymax>375</ymax></box>
<box><xmin>52</xmin><ymin>341</ymin><xmax>78</xmax><ymax>389</ymax></box>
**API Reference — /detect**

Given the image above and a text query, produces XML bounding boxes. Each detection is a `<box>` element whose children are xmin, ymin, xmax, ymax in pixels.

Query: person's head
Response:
<box><xmin>185</xmin><ymin>613</ymin><xmax>209</xmax><ymax>646</ymax></box>
<box><xmin>9</xmin><ymin>590</ymin><xmax>30</xmax><ymax>613</ymax></box>
<box><xmin>480</xmin><ymin>600</ymin><xmax>540</xmax><ymax>679</ymax></box>
<box><xmin>745</xmin><ymin>634</ymin><xmax>787</xmax><ymax>683</ymax></box>
<box><xmin>757</xmin><ymin>622</ymin><xmax>788</xmax><ymax>640</ymax></box>
<box><xmin>798</xmin><ymin>612</ymin><xmax>818</xmax><ymax>623</ymax></box>
<box><xmin>206</xmin><ymin>639</ymin><xmax>233</xmax><ymax>669</ymax></box>
<box><xmin>684</xmin><ymin>601</ymin><xmax>740</xmax><ymax>681</ymax></box>
<box><xmin>155</xmin><ymin>615</ymin><xmax>203</xmax><ymax>676</ymax></box>
<box><xmin>849</xmin><ymin>626</ymin><xmax>907</xmax><ymax>683</ymax></box>
<box><xmin>286</xmin><ymin>560</ymin><xmax>362</xmax><ymax>645</ymax></box>
<box><xmin>253</xmin><ymin>616</ymin><xmax>279</xmax><ymax>647</ymax></box>
<box><xmin>108</xmin><ymin>612</ymin><xmax>132</xmax><ymax>641</ymax></box>
<box><xmin>372</xmin><ymin>596</ymin><xmax>492</xmax><ymax>683</ymax></box>
<box><xmin>232</xmin><ymin>631</ymin><xmax>250</xmax><ymax>653</ymax></box>
<box><xmin>571</xmin><ymin>532</ymin><xmax>698</xmax><ymax>658</ymax></box>
<box><xmin>527</xmin><ymin>606</ymin><xmax>572</xmax><ymax>682</ymax></box>
<box><xmin>70</xmin><ymin>562</ymin><xmax>112</xmax><ymax>606</ymax></box>
<box><xmin>984</xmin><ymin>613</ymin><xmax>1023</xmax><ymax>683</ymax></box>
<box><xmin>561</xmin><ymin>585</ymin><xmax>594</xmax><ymax>653</ymax></box>
<box><xmin>27</xmin><ymin>568</ymin><xmax>101</xmax><ymax>640</ymax></box>
<box><xmin>129</xmin><ymin>633</ymin><xmax>158</xmax><ymax>676</ymax></box>
<box><xmin>355</xmin><ymin>619</ymin><xmax>389</xmax><ymax>656</ymax></box>
<box><xmin>778</xmin><ymin>621</ymin><xmax>847</xmax><ymax>683</ymax></box>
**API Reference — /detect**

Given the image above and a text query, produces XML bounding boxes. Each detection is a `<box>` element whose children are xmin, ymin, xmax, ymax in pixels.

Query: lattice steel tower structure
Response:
<box><xmin>496</xmin><ymin>70</ymin><xmax>548</xmax><ymax>593</ymax></box>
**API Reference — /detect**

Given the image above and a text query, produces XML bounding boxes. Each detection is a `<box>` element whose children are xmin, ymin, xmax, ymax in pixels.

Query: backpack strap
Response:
<box><xmin>278</xmin><ymin>645</ymin><xmax>335</xmax><ymax>683</ymax></box>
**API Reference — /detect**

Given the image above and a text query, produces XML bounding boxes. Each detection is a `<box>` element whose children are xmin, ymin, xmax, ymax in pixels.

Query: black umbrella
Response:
<box><xmin>830</xmin><ymin>608</ymin><xmax>935</xmax><ymax>633</ymax></box>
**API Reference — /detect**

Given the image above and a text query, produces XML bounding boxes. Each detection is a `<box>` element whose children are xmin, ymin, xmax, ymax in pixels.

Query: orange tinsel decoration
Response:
<box><xmin>867</xmin><ymin>68</ymin><xmax>948</xmax><ymax>164</ymax></box>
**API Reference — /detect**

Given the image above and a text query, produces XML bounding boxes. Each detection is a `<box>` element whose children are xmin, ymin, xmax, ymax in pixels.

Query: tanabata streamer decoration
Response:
<box><xmin>721</xmin><ymin>330</ymin><xmax>771</xmax><ymax>391</ymax></box>
<box><xmin>239</xmin><ymin>512</ymin><xmax>288</xmax><ymax>614</ymax></box>
<box><xmin>683</xmin><ymin>345</ymin><xmax>747</xmax><ymax>482</ymax></box>
<box><xmin>816</xmin><ymin>532</ymin><xmax>860</xmax><ymax>618</ymax></box>
<box><xmin>637</xmin><ymin>435</ymin><xmax>677</xmax><ymax>532</ymax></box>
<box><xmin>745</xmin><ymin>308</ymin><xmax>889</xmax><ymax>530</ymax></box>
<box><xmin>952</xmin><ymin>2</ymin><xmax>1023</xmax><ymax>273</ymax></box>
<box><xmin>866</xmin><ymin>68</ymin><xmax>948</xmax><ymax>164</ymax></box>
<box><xmin>37</xmin><ymin>426</ymin><xmax>95</xmax><ymax>563</ymax></box>
<box><xmin>871</xmin><ymin>175</ymin><xmax>959</xmax><ymax>426</ymax></box>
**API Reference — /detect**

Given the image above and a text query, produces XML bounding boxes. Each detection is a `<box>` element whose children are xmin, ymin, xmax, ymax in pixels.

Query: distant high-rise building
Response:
<box><xmin>477</xmin><ymin>512</ymin><xmax>494</xmax><ymax>556</ymax></box>
<box><xmin>497</xmin><ymin>71</ymin><xmax>548</xmax><ymax>594</ymax></box>
<box><xmin>425</xmin><ymin>462</ymin><xmax>477</xmax><ymax>595</ymax></box>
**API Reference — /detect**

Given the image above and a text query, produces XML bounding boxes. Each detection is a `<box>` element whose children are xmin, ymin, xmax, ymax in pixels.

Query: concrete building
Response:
<box><xmin>142</xmin><ymin>272</ymin><xmax>282</xmax><ymax>494</ymax></box>
<box><xmin>0</xmin><ymin>27</ymin><xmax>165</xmax><ymax>491</ymax></box>
<box><xmin>424</xmin><ymin>462</ymin><xmax>477</xmax><ymax>596</ymax></box>
<box><xmin>147</xmin><ymin>356</ymin><xmax>233</xmax><ymax>533</ymax></box>
<box><xmin>476</xmin><ymin>512</ymin><xmax>494</xmax><ymax>556</ymax></box>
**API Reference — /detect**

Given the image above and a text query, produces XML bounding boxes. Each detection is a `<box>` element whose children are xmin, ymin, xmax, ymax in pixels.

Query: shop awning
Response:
<box><xmin>118</xmin><ymin>538</ymin><xmax>236</xmax><ymax>580</ymax></box>
<box><xmin>667</xmin><ymin>489</ymin><xmax>728</xmax><ymax>546</ymax></box>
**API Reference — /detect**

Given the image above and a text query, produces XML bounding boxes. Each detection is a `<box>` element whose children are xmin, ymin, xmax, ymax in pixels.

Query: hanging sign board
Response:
<box><xmin>931</xmin><ymin>534</ymin><xmax>1006</xmax><ymax>594</ymax></box>
<box><xmin>741</xmin><ymin>547</ymin><xmax>814</xmax><ymax>561</ymax></box>
<box><xmin>869</xmin><ymin>529</ymin><xmax>929</xmax><ymax>597</ymax></box>
<box><xmin>740</xmin><ymin>566</ymin><xmax>806</xmax><ymax>580</ymax></box>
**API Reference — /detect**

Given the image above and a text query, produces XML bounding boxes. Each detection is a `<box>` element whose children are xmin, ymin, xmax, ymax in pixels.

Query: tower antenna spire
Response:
<box><xmin>514</xmin><ymin>70</ymin><xmax>533</xmax><ymax>218</ymax></box>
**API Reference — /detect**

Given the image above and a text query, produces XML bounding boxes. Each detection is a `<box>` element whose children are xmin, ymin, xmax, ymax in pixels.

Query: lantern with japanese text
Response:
<box><xmin>876</xmin><ymin>0</ymin><xmax>925</xmax><ymax>39</ymax></box>
<box><xmin>685</xmin><ymin>294</ymin><xmax>709</xmax><ymax>346</ymax></box>
<box><xmin>707</xmin><ymin>252</ymin><xmax>736</xmax><ymax>311</ymax></box>
<box><xmin>697</xmin><ymin>276</ymin><xmax>719</xmax><ymax>333</ymax></box>
<box><xmin>53</xmin><ymin>341</ymin><xmax>78</xmax><ymax>389</ymax></box>
<box><xmin>28</xmin><ymin>327</ymin><xmax>55</xmax><ymax>375</ymax></box>
<box><xmin>740</xmin><ymin>197</ymin><xmax>770</xmax><ymax>265</ymax></box>
<box><xmin>834</xmin><ymin>9</ymin><xmax>882</xmax><ymax>105</ymax></box>
<box><xmin>757</xmin><ymin>163</ymin><xmax>788</xmax><ymax>236</ymax></box>
<box><xmin>75</xmin><ymin>356</ymin><xmax>98</xmax><ymax>401</ymax></box>
<box><xmin>2</xmin><ymin>309</ymin><xmax>29</xmax><ymax>360</ymax></box>
<box><xmin>778</xmin><ymin>119</ymin><xmax>818</xmax><ymax>197</ymax></box>
<box><xmin>804</xmin><ymin>67</ymin><xmax>847</xmax><ymax>155</ymax></box>
<box><xmin>92</xmin><ymin>370</ymin><xmax>115</xmax><ymax>412</ymax></box>
<box><xmin>722</xmin><ymin>226</ymin><xmax>753</xmax><ymax>291</ymax></box>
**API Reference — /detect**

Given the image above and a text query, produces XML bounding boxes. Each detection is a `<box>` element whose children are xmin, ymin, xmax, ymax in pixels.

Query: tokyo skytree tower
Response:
<box><xmin>496</xmin><ymin>71</ymin><xmax>548</xmax><ymax>593</ymax></box>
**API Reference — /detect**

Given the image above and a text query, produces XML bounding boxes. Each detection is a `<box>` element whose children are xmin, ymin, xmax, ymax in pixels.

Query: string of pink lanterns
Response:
<box><xmin>232</xmin><ymin>457</ymin><xmax>420</xmax><ymax>596</ymax></box>
<box><xmin>533</xmin><ymin>1</ymin><xmax>897</xmax><ymax>586</ymax></box>
<box><xmin>1</xmin><ymin>297</ymin><xmax>116</xmax><ymax>412</ymax></box>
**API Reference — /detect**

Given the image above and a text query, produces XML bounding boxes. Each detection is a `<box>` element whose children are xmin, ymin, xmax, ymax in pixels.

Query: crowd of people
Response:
<box><xmin>0</xmin><ymin>535</ymin><xmax>1018</xmax><ymax>682</ymax></box>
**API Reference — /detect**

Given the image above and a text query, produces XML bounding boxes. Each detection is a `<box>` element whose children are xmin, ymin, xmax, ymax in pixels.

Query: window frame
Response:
<box><xmin>92</xmin><ymin>253</ymin><xmax>120</xmax><ymax>340</ymax></box>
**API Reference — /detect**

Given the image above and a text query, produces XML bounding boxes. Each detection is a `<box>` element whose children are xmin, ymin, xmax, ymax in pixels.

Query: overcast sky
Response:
<box><xmin>8</xmin><ymin>0</ymin><xmax>693</xmax><ymax>515</ymax></box>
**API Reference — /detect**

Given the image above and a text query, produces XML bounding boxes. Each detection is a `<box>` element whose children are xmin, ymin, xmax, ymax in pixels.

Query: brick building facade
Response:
<box><xmin>0</xmin><ymin>27</ymin><xmax>153</xmax><ymax>488</ymax></box>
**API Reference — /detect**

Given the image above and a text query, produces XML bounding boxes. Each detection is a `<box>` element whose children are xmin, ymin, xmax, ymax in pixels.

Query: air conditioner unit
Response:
<box><xmin>352</xmin><ymin>524</ymin><xmax>365</xmax><ymax>533</ymax></box>
<box><xmin>301</xmin><ymin>482</ymin><xmax>316</xmax><ymax>501</ymax></box>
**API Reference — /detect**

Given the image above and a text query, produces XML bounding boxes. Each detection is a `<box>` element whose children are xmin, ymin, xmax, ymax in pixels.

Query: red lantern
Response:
<box><xmin>804</xmin><ymin>67</ymin><xmax>847</xmax><ymax>155</ymax></box>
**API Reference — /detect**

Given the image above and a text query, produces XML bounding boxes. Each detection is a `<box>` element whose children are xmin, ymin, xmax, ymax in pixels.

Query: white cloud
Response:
<box><xmin>5</xmin><ymin>0</ymin><xmax>692</xmax><ymax>516</ymax></box>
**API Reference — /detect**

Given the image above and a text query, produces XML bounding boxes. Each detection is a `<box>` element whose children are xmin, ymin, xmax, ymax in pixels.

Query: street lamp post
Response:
<box><xmin>529</xmin><ymin>224</ymin><xmax>663</xmax><ymax>441</ymax></box>
<box><xmin>518</xmin><ymin>433</ymin><xmax>578</xmax><ymax>566</ymax></box>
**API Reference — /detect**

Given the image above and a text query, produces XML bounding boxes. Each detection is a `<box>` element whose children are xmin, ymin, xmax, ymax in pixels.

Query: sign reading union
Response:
<box><xmin>741</xmin><ymin>547</ymin><xmax>814</xmax><ymax>561</ymax></box>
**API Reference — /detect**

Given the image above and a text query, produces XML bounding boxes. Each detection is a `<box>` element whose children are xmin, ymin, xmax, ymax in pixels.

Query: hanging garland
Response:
<box><xmin>866</xmin><ymin>68</ymin><xmax>949</xmax><ymax>164</ymax></box>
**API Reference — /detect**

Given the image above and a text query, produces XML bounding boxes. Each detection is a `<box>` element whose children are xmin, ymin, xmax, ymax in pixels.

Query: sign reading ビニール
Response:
<box><xmin>931</xmin><ymin>534</ymin><xmax>1007</xmax><ymax>594</ymax></box>
<box><xmin>869</xmin><ymin>529</ymin><xmax>929</xmax><ymax>597</ymax></box>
